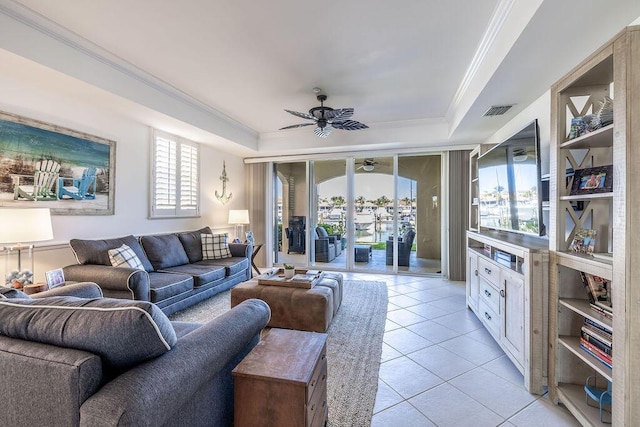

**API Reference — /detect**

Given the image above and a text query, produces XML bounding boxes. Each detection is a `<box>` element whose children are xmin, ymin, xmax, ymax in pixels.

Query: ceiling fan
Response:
<box><xmin>356</xmin><ymin>158</ymin><xmax>378</xmax><ymax>172</ymax></box>
<box><xmin>280</xmin><ymin>91</ymin><xmax>369</xmax><ymax>138</ymax></box>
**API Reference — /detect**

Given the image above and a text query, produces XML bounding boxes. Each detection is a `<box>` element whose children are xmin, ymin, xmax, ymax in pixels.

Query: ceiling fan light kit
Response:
<box><xmin>280</xmin><ymin>92</ymin><xmax>369</xmax><ymax>138</ymax></box>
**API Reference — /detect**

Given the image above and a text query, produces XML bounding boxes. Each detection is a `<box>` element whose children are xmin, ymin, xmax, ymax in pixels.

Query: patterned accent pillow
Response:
<box><xmin>108</xmin><ymin>244</ymin><xmax>145</xmax><ymax>270</ymax></box>
<box><xmin>202</xmin><ymin>233</ymin><xmax>232</xmax><ymax>260</ymax></box>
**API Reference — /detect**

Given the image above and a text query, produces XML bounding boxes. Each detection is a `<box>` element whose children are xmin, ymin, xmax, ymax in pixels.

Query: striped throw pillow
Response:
<box><xmin>202</xmin><ymin>233</ymin><xmax>232</xmax><ymax>260</ymax></box>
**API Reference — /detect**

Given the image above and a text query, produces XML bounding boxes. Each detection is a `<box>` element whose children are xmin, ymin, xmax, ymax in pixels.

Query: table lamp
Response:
<box><xmin>228</xmin><ymin>209</ymin><xmax>250</xmax><ymax>242</ymax></box>
<box><xmin>0</xmin><ymin>208</ymin><xmax>53</xmax><ymax>288</ymax></box>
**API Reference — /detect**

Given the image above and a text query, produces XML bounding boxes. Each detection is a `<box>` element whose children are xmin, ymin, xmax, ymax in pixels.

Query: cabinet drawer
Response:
<box><xmin>478</xmin><ymin>298</ymin><xmax>500</xmax><ymax>339</ymax></box>
<box><xmin>307</xmin><ymin>378</ymin><xmax>327</xmax><ymax>427</ymax></box>
<box><xmin>479</xmin><ymin>276</ymin><xmax>501</xmax><ymax>315</ymax></box>
<box><xmin>307</xmin><ymin>348</ymin><xmax>327</xmax><ymax>403</ymax></box>
<box><xmin>478</xmin><ymin>257</ymin><xmax>500</xmax><ymax>288</ymax></box>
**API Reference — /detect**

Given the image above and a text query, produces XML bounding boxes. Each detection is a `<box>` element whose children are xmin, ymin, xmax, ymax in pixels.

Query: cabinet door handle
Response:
<box><xmin>500</xmin><ymin>289</ymin><xmax>505</xmax><ymax>298</ymax></box>
<box><xmin>484</xmin><ymin>312</ymin><xmax>492</xmax><ymax>320</ymax></box>
<box><xmin>484</xmin><ymin>267</ymin><xmax>492</xmax><ymax>275</ymax></box>
<box><xmin>484</xmin><ymin>289</ymin><xmax>491</xmax><ymax>298</ymax></box>
<box><xmin>474</xmin><ymin>269</ymin><xmax>478</xmax><ymax>276</ymax></box>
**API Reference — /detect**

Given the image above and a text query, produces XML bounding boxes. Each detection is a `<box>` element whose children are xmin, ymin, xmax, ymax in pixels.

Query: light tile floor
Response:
<box><xmin>342</xmin><ymin>272</ymin><xmax>581</xmax><ymax>427</ymax></box>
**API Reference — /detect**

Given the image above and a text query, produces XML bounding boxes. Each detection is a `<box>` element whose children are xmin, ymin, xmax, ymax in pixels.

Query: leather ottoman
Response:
<box><xmin>231</xmin><ymin>272</ymin><xmax>343</xmax><ymax>333</ymax></box>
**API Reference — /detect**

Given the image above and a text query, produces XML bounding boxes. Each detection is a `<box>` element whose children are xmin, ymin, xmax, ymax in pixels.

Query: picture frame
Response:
<box><xmin>569</xmin><ymin>228</ymin><xmax>597</xmax><ymax>255</ymax></box>
<box><xmin>45</xmin><ymin>268</ymin><xmax>65</xmax><ymax>289</ymax></box>
<box><xmin>570</xmin><ymin>165</ymin><xmax>613</xmax><ymax>196</ymax></box>
<box><xmin>245</xmin><ymin>231</ymin><xmax>255</xmax><ymax>245</ymax></box>
<box><xmin>0</xmin><ymin>111</ymin><xmax>116</xmax><ymax>215</ymax></box>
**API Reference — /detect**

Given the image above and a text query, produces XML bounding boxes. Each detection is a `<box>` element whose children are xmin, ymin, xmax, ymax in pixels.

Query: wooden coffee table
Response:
<box><xmin>232</xmin><ymin>328</ymin><xmax>328</xmax><ymax>427</ymax></box>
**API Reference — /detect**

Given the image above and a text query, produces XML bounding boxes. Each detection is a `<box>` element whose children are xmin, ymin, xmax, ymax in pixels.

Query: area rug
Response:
<box><xmin>169</xmin><ymin>279</ymin><xmax>388</xmax><ymax>427</ymax></box>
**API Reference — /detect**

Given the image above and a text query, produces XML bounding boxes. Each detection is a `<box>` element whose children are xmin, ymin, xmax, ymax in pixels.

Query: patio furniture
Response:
<box><xmin>12</xmin><ymin>159</ymin><xmax>61</xmax><ymax>201</ymax></box>
<box><xmin>313</xmin><ymin>228</ymin><xmax>336</xmax><ymax>262</ymax></box>
<box><xmin>58</xmin><ymin>167</ymin><xmax>97</xmax><ymax>200</ymax></box>
<box><xmin>316</xmin><ymin>226</ymin><xmax>341</xmax><ymax>256</ymax></box>
<box><xmin>386</xmin><ymin>228</ymin><xmax>416</xmax><ymax>266</ymax></box>
<box><xmin>354</xmin><ymin>244</ymin><xmax>372</xmax><ymax>263</ymax></box>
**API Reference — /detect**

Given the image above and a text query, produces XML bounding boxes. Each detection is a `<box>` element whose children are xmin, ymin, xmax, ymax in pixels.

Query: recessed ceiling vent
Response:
<box><xmin>483</xmin><ymin>105</ymin><xmax>513</xmax><ymax>116</ymax></box>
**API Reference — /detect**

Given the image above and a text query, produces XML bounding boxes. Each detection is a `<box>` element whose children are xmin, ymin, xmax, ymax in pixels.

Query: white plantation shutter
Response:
<box><xmin>151</xmin><ymin>130</ymin><xmax>200</xmax><ymax>217</ymax></box>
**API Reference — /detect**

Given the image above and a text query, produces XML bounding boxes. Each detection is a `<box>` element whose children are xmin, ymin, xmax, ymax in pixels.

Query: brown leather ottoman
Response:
<box><xmin>231</xmin><ymin>273</ymin><xmax>343</xmax><ymax>333</ymax></box>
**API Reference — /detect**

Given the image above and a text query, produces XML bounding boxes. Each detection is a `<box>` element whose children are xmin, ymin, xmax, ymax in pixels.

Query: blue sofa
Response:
<box><xmin>0</xmin><ymin>282</ymin><xmax>270</xmax><ymax>426</ymax></box>
<box><xmin>63</xmin><ymin>228</ymin><xmax>252</xmax><ymax>315</ymax></box>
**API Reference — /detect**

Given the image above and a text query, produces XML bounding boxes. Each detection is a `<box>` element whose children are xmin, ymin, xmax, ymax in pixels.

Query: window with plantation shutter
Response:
<box><xmin>150</xmin><ymin>130</ymin><xmax>200</xmax><ymax>218</ymax></box>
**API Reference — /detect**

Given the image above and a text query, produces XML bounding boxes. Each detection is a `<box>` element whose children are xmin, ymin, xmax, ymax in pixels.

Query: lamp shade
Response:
<box><xmin>228</xmin><ymin>209</ymin><xmax>250</xmax><ymax>225</ymax></box>
<box><xmin>0</xmin><ymin>208</ymin><xmax>53</xmax><ymax>244</ymax></box>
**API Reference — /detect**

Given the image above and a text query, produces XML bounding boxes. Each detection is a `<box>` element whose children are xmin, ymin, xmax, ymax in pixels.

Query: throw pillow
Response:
<box><xmin>0</xmin><ymin>286</ymin><xmax>30</xmax><ymax>299</ymax></box>
<box><xmin>108</xmin><ymin>244</ymin><xmax>145</xmax><ymax>270</ymax></box>
<box><xmin>202</xmin><ymin>233</ymin><xmax>232</xmax><ymax>260</ymax></box>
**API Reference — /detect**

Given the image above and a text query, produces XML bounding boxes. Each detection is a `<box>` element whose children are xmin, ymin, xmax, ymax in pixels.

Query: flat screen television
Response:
<box><xmin>478</xmin><ymin>119</ymin><xmax>544</xmax><ymax>236</ymax></box>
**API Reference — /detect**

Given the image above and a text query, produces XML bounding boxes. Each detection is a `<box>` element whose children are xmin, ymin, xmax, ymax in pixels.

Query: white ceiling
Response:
<box><xmin>2</xmin><ymin>0</ymin><xmax>640</xmax><ymax>157</ymax></box>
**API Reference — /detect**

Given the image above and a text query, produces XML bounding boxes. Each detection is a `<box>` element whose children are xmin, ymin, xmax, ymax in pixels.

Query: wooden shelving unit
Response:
<box><xmin>548</xmin><ymin>26</ymin><xmax>640</xmax><ymax>426</ymax></box>
<box><xmin>468</xmin><ymin>146</ymin><xmax>480</xmax><ymax>232</ymax></box>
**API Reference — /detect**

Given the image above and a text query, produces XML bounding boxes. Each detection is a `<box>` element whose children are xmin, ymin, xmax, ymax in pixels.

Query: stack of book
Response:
<box><xmin>579</xmin><ymin>271</ymin><xmax>613</xmax><ymax>319</ymax></box>
<box><xmin>580</xmin><ymin>317</ymin><xmax>613</xmax><ymax>369</ymax></box>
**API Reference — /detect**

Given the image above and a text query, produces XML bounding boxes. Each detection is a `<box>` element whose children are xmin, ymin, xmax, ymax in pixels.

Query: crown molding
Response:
<box><xmin>0</xmin><ymin>0</ymin><xmax>258</xmax><ymax>148</ymax></box>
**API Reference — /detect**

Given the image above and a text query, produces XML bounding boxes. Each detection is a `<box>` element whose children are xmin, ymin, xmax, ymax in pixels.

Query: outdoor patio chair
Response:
<box><xmin>313</xmin><ymin>228</ymin><xmax>336</xmax><ymax>263</ymax></box>
<box><xmin>316</xmin><ymin>226</ymin><xmax>342</xmax><ymax>256</ymax></box>
<box><xmin>386</xmin><ymin>228</ymin><xmax>416</xmax><ymax>266</ymax></box>
<box><xmin>58</xmin><ymin>167</ymin><xmax>97</xmax><ymax>200</ymax></box>
<box><xmin>12</xmin><ymin>159</ymin><xmax>61</xmax><ymax>201</ymax></box>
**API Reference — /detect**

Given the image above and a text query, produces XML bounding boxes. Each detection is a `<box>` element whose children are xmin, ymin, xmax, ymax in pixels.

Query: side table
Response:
<box><xmin>232</xmin><ymin>328</ymin><xmax>328</xmax><ymax>427</ymax></box>
<box><xmin>251</xmin><ymin>243</ymin><xmax>264</xmax><ymax>275</ymax></box>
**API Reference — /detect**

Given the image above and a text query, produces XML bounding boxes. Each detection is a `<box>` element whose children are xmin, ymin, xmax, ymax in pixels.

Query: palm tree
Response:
<box><xmin>330</xmin><ymin>195</ymin><xmax>345</xmax><ymax>207</ymax></box>
<box><xmin>355</xmin><ymin>196</ymin><xmax>366</xmax><ymax>212</ymax></box>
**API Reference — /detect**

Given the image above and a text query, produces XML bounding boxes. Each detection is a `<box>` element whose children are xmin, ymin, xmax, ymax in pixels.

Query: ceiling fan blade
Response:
<box><xmin>314</xmin><ymin>126</ymin><xmax>332</xmax><ymax>138</ymax></box>
<box><xmin>284</xmin><ymin>109</ymin><xmax>316</xmax><ymax>121</ymax></box>
<box><xmin>326</xmin><ymin>108</ymin><xmax>354</xmax><ymax>121</ymax></box>
<box><xmin>279</xmin><ymin>123</ymin><xmax>315</xmax><ymax>130</ymax></box>
<box><xmin>331</xmin><ymin>120</ymin><xmax>369</xmax><ymax>130</ymax></box>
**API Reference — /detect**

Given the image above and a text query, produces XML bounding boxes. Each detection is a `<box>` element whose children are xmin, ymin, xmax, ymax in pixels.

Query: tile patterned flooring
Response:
<box><xmin>341</xmin><ymin>272</ymin><xmax>580</xmax><ymax>427</ymax></box>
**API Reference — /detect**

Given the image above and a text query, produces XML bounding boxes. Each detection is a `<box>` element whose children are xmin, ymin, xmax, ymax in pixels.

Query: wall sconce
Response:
<box><xmin>432</xmin><ymin>195</ymin><xmax>438</xmax><ymax>209</ymax></box>
<box><xmin>228</xmin><ymin>209</ymin><xmax>250</xmax><ymax>242</ymax></box>
<box><xmin>0</xmin><ymin>208</ymin><xmax>53</xmax><ymax>287</ymax></box>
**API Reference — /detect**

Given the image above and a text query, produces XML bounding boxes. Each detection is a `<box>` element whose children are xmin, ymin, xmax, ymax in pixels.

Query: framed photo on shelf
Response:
<box><xmin>570</xmin><ymin>165</ymin><xmax>613</xmax><ymax>195</ymax></box>
<box><xmin>569</xmin><ymin>228</ymin><xmax>597</xmax><ymax>255</ymax></box>
<box><xmin>579</xmin><ymin>271</ymin><xmax>612</xmax><ymax>312</ymax></box>
<box><xmin>45</xmin><ymin>268</ymin><xmax>65</xmax><ymax>289</ymax></box>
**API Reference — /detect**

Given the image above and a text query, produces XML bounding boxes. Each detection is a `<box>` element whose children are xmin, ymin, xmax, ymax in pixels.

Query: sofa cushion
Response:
<box><xmin>0</xmin><ymin>286</ymin><xmax>29</xmax><ymax>299</ymax></box>
<box><xmin>177</xmin><ymin>227</ymin><xmax>213</xmax><ymax>263</ymax></box>
<box><xmin>202</xmin><ymin>233</ymin><xmax>231</xmax><ymax>260</ymax></box>
<box><xmin>196</xmin><ymin>257</ymin><xmax>249</xmax><ymax>277</ymax></box>
<box><xmin>159</xmin><ymin>264</ymin><xmax>227</xmax><ymax>287</ymax></box>
<box><xmin>108</xmin><ymin>244</ymin><xmax>145</xmax><ymax>270</ymax></box>
<box><xmin>70</xmin><ymin>235</ymin><xmax>154</xmax><ymax>272</ymax></box>
<box><xmin>0</xmin><ymin>296</ymin><xmax>177</xmax><ymax>373</ymax></box>
<box><xmin>148</xmin><ymin>272</ymin><xmax>194</xmax><ymax>303</ymax></box>
<box><xmin>141</xmin><ymin>234</ymin><xmax>190</xmax><ymax>270</ymax></box>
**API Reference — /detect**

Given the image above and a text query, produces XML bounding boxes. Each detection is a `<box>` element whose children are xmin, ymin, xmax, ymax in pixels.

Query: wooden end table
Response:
<box><xmin>251</xmin><ymin>243</ymin><xmax>264</xmax><ymax>275</ymax></box>
<box><xmin>232</xmin><ymin>328</ymin><xmax>328</xmax><ymax>427</ymax></box>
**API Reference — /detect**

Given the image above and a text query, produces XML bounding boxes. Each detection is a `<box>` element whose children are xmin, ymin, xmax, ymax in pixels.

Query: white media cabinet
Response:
<box><xmin>466</xmin><ymin>230</ymin><xmax>549</xmax><ymax>394</ymax></box>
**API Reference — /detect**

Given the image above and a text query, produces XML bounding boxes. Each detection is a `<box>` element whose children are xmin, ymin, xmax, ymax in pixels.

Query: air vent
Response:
<box><xmin>483</xmin><ymin>105</ymin><xmax>513</xmax><ymax>116</ymax></box>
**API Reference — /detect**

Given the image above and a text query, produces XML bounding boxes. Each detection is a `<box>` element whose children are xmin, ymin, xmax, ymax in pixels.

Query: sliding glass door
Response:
<box><xmin>270</xmin><ymin>153</ymin><xmax>442</xmax><ymax>275</ymax></box>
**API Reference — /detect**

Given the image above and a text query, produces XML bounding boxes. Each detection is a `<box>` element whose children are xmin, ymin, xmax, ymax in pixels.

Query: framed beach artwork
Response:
<box><xmin>0</xmin><ymin>111</ymin><xmax>116</xmax><ymax>215</ymax></box>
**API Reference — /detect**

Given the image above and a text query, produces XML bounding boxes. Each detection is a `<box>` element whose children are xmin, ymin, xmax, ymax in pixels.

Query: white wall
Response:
<box><xmin>0</xmin><ymin>58</ymin><xmax>247</xmax><ymax>283</ymax></box>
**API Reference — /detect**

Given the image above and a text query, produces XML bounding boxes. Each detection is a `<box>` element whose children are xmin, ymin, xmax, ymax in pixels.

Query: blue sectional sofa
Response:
<box><xmin>63</xmin><ymin>227</ymin><xmax>252</xmax><ymax>315</ymax></box>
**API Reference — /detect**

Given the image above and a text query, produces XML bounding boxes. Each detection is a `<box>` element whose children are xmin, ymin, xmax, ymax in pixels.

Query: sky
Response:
<box><xmin>317</xmin><ymin>173</ymin><xmax>416</xmax><ymax>201</ymax></box>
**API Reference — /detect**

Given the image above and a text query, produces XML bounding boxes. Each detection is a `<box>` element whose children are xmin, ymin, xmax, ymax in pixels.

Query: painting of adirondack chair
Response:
<box><xmin>57</xmin><ymin>167</ymin><xmax>97</xmax><ymax>200</ymax></box>
<box><xmin>12</xmin><ymin>159</ymin><xmax>61</xmax><ymax>201</ymax></box>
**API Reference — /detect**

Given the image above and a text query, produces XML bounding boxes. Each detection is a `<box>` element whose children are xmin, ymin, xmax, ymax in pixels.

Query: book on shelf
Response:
<box><xmin>569</xmin><ymin>228</ymin><xmax>597</xmax><ymax>255</ymax></box>
<box><xmin>581</xmin><ymin>325</ymin><xmax>612</xmax><ymax>348</ymax></box>
<box><xmin>580</xmin><ymin>338</ymin><xmax>612</xmax><ymax>365</ymax></box>
<box><xmin>581</xmin><ymin>329</ymin><xmax>612</xmax><ymax>355</ymax></box>
<box><xmin>584</xmin><ymin>317</ymin><xmax>613</xmax><ymax>342</ymax></box>
<box><xmin>580</xmin><ymin>340</ymin><xmax>612</xmax><ymax>368</ymax></box>
<box><xmin>590</xmin><ymin>303</ymin><xmax>613</xmax><ymax>319</ymax></box>
<box><xmin>579</xmin><ymin>271</ymin><xmax>613</xmax><ymax>313</ymax></box>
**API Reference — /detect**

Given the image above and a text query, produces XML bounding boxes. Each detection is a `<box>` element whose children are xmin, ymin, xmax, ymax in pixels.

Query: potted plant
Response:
<box><xmin>283</xmin><ymin>264</ymin><xmax>295</xmax><ymax>279</ymax></box>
